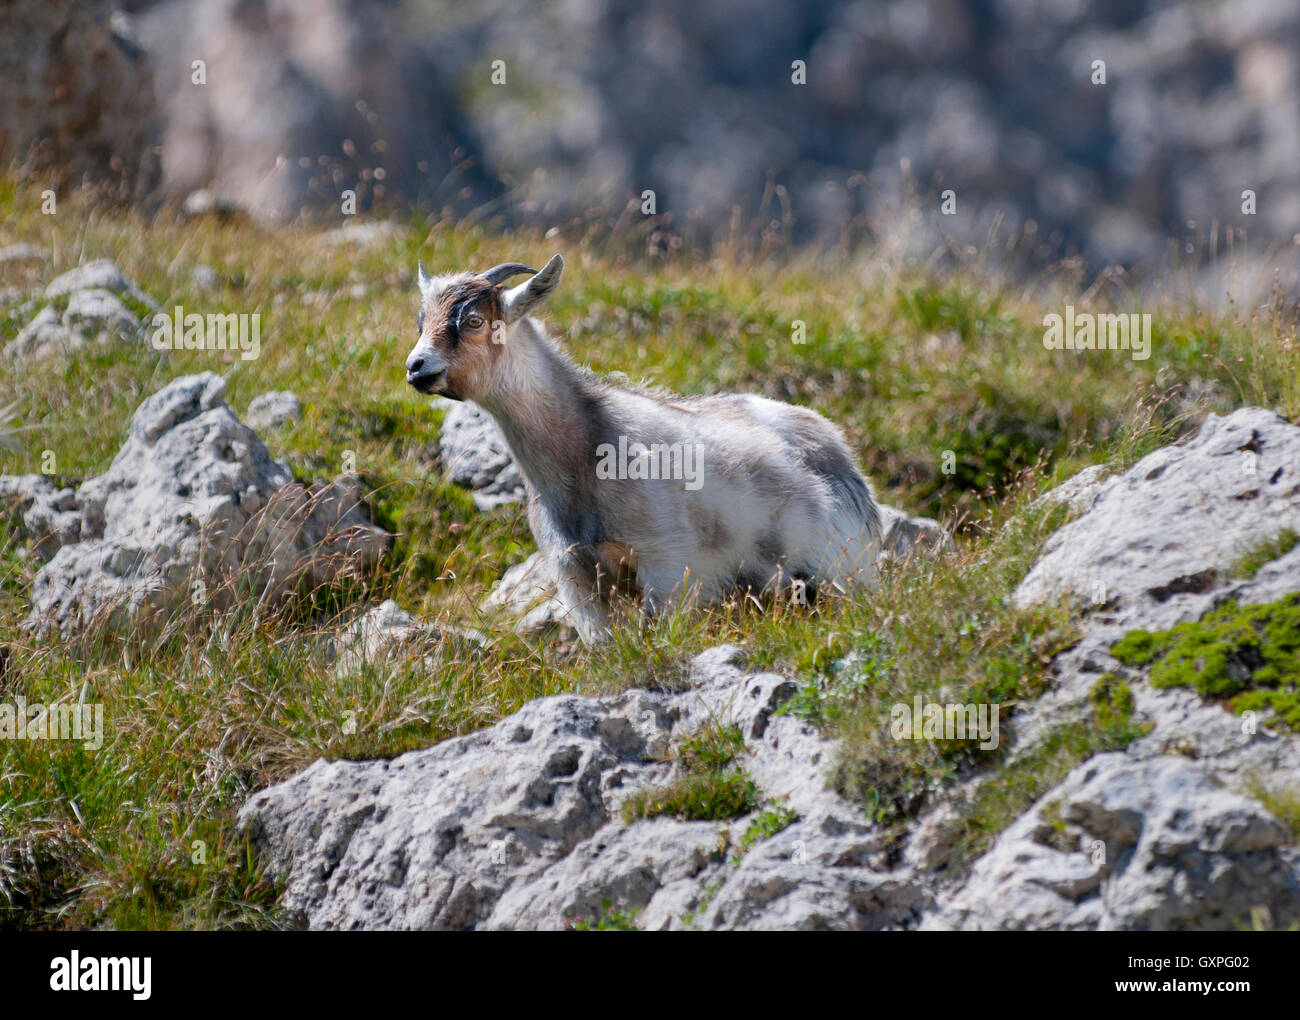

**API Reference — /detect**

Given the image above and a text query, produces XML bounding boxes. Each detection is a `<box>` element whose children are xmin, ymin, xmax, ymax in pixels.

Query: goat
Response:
<box><xmin>405</xmin><ymin>254</ymin><xmax>881</xmax><ymax>643</ymax></box>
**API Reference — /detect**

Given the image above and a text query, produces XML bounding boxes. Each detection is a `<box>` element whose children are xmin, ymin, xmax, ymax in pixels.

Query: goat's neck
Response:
<box><xmin>475</xmin><ymin>331</ymin><xmax>599</xmax><ymax>516</ymax></box>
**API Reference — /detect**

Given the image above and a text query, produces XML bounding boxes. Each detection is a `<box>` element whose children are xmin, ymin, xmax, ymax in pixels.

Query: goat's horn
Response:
<box><xmin>480</xmin><ymin>262</ymin><xmax>538</xmax><ymax>285</ymax></box>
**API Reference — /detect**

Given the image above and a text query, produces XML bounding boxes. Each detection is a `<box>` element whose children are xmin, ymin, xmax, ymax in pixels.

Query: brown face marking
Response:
<box><xmin>418</xmin><ymin>278</ymin><xmax>504</xmax><ymax>398</ymax></box>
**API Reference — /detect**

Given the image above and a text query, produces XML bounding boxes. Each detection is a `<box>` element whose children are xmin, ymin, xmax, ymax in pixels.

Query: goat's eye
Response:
<box><xmin>464</xmin><ymin>313</ymin><xmax>485</xmax><ymax>329</ymax></box>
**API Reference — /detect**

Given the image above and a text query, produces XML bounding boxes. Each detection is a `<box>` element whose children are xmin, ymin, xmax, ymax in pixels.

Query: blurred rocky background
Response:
<box><xmin>4</xmin><ymin>0</ymin><xmax>1299</xmax><ymax>273</ymax></box>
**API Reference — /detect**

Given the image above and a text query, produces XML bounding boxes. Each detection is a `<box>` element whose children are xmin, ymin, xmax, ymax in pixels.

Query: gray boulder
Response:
<box><xmin>878</xmin><ymin>504</ymin><xmax>946</xmax><ymax>559</ymax></box>
<box><xmin>5</xmin><ymin>259</ymin><xmax>158</xmax><ymax>363</ymax></box>
<box><xmin>438</xmin><ymin>401</ymin><xmax>525</xmax><ymax>511</ymax></box>
<box><xmin>3</xmin><ymin>306</ymin><xmax>83</xmax><ymax>362</ymax></box>
<box><xmin>43</xmin><ymin>258</ymin><xmax>157</xmax><ymax>310</ymax></box>
<box><xmin>922</xmin><ymin>753</ymin><xmax>1300</xmax><ymax>931</ymax></box>
<box><xmin>1017</xmin><ymin>407</ymin><xmax>1300</xmax><ymax>611</ymax></box>
<box><xmin>9</xmin><ymin>373</ymin><xmax>390</xmax><ymax>637</ymax></box>
<box><xmin>332</xmin><ymin>599</ymin><xmax>485</xmax><ymax>676</ymax></box>
<box><xmin>61</xmin><ymin>288</ymin><xmax>140</xmax><ymax>342</ymax></box>
<box><xmin>245</xmin><ymin>391</ymin><xmax>302</xmax><ymax>432</ymax></box>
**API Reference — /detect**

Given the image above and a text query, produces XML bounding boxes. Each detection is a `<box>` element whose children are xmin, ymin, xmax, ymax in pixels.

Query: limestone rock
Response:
<box><xmin>9</xmin><ymin>373</ymin><xmax>390</xmax><ymax>637</ymax></box>
<box><xmin>921</xmin><ymin>754</ymin><xmax>1300</xmax><ymax>930</ymax></box>
<box><xmin>238</xmin><ymin>645</ymin><xmax>921</xmax><ymax>930</ymax></box>
<box><xmin>1016</xmin><ymin>408</ymin><xmax>1300</xmax><ymax>611</ymax></box>
<box><xmin>438</xmin><ymin>401</ymin><xmax>525</xmax><ymax>511</ymax></box>
<box><xmin>245</xmin><ymin>391</ymin><xmax>302</xmax><ymax>432</ymax></box>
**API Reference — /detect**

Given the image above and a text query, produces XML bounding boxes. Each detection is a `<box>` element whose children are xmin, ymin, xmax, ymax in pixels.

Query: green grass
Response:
<box><xmin>1112</xmin><ymin>594</ymin><xmax>1300</xmax><ymax>731</ymax></box>
<box><xmin>1236</xmin><ymin>529</ymin><xmax>1299</xmax><ymax>578</ymax></box>
<box><xmin>739</xmin><ymin>805</ymin><xmax>798</xmax><ymax>853</ymax></box>
<box><xmin>622</xmin><ymin>724</ymin><xmax>761</xmax><ymax>823</ymax></box>
<box><xmin>0</xmin><ymin>172</ymin><xmax>1297</xmax><ymax>927</ymax></box>
<box><xmin>569</xmin><ymin>899</ymin><xmax>640</xmax><ymax>931</ymax></box>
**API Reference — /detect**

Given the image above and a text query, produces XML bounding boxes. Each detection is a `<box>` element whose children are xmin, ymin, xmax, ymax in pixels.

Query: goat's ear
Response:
<box><xmin>417</xmin><ymin>260</ymin><xmax>433</xmax><ymax>298</ymax></box>
<box><xmin>501</xmin><ymin>254</ymin><xmax>564</xmax><ymax>324</ymax></box>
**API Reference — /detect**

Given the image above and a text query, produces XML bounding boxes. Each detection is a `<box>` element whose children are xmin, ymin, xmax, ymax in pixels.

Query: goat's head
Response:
<box><xmin>405</xmin><ymin>253</ymin><xmax>564</xmax><ymax>399</ymax></box>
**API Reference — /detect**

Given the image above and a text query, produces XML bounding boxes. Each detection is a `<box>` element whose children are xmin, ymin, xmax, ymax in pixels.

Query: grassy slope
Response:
<box><xmin>0</xmin><ymin>176</ymin><xmax>1296</xmax><ymax>928</ymax></box>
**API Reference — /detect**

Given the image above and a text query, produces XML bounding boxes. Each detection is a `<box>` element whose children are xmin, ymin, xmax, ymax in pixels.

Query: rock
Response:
<box><xmin>0</xmin><ymin>475</ymin><xmax>83</xmax><ymax>561</ymax></box>
<box><xmin>481</xmin><ymin>552</ymin><xmax>567</xmax><ymax>635</ymax></box>
<box><xmin>43</xmin><ymin>258</ymin><xmax>156</xmax><ymax>309</ymax></box>
<box><xmin>878</xmin><ymin>504</ymin><xmax>946</xmax><ymax>558</ymax></box>
<box><xmin>928</xmin><ymin>404</ymin><xmax>1300</xmax><ymax>931</ymax></box>
<box><xmin>9</xmin><ymin>373</ymin><xmax>391</xmax><ymax>637</ymax></box>
<box><xmin>5</xmin><ymin>259</ymin><xmax>158</xmax><ymax>362</ymax></box>
<box><xmin>317</xmin><ymin>221</ymin><xmax>404</xmax><ymax>249</ymax></box>
<box><xmin>0</xmin><ymin>244</ymin><xmax>48</xmax><ymax>265</ymax></box>
<box><xmin>136</xmin><ymin>0</ymin><xmax>476</xmax><ymax>226</ymax></box>
<box><xmin>1033</xmin><ymin>463</ymin><xmax>1111</xmax><ymax>516</ymax></box>
<box><xmin>2</xmin><ymin>306</ymin><xmax>83</xmax><ymax>362</ymax></box>
<box><xmin>61</xmin><ymin>288</ymin><xmax>139</xmax><ymax>342</ymax></box>
<box><xmin>245</xmin><ymin>391</ymin><xmax>302</xmax><ymax>432</ymax></box>
<box><xmin>238</xmin><ymin>644</ymin><xmax>920</xmax><ymax>930</ymax></box>
<box><xmin>921</xmin><ymin>753</ymin><xmax>1300</xmax><ymax>930</ymax></box>
<box><xmin>438</xmin><ymin>401</ymin><xmax>526</xmax><ymax>511</ymax></box>
<box><xmin>332</xmin><ymin>599</ymin><xmax>485</xmax><ymax>675</ymax></box>
<box><xmin>182</xmin><ymin>190</ymin><xmax>242</xmax><ymax>219</ymax></box>
<box><xmin>1016</xmin><ymin>408</ymin><xmax>1300</xmax><ymax>612</ymax></box>
<box><xmin>0</xmin><ymin>0</ymin><xmax>157</xmax><ymax>195</ymax></box>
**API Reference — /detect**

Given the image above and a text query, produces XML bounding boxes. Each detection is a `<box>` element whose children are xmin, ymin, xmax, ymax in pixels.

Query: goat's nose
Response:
<box><xmin>406</xmin><ymin>354</ymin><xmax>426</xmax><ymax>376</ymax></box>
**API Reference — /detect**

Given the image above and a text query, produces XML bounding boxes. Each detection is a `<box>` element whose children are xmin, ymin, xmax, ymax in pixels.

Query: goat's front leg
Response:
<box><xmin>552</xmin><ymin>550</ymin><xmax>611</xmax><ymax>644</ymax></box>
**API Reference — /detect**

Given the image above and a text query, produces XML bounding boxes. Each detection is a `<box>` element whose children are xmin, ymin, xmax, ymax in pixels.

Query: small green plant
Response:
<box><xmin>622</xmin><ymin>724</ymin><xmax>760</xmax><ymax>823</ymax></box>
<box><xmin>1235</xmin><ymin>529</ymin><xmax>1299</xmax><ymax>578</ymax></box>
<box><xmin>570</xmin><ymin>899</ymin><xmax>639</xmax><ymax>931</ymax></box>
<box><xmin>1112</xmin><ymin>594</ymin><xmax>1300</xmax><ymax>731</ymax></box>
<box><xmin>1089</xmin><ymin>673</ymin><xmax>1147</xmax><ymax>743</ymax></box>
<box><xmin>781</xmin><ymin>634</ymin><xmax>894</xmax><ymax>727</ymax></box>
<box><xmin>739</xmin><ymin>804</ymin><xmax>798</xmax><ymax>853</ymax></box>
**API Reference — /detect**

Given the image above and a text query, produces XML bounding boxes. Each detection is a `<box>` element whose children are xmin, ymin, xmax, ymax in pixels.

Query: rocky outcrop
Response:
<box><xmin>923</xmin><ymin>753</ymin><xmax>1300</xmax><ymax>930</ymax></box>
<box><xmin>113</xmin><ymin>1</ymin><xmax>1300</xmax><ymax>270</ymax></box>
<box><xmin>134</xmin><ymin>0</ymin><xmax>479</xmax><ymax>225</ymax></box>
<box><xmin>3</xmin><ymin>259</ymin><xmax>158</xmax><ymax>363</ymax></box>
<box><xmin>929</xmin><ymin>406</ymin><xmax>1300</xmax><ymax>930</ymax></box>
<box><xmin>1016</xmin><ymin>407</ymin><xmax>1300</xmax><ymax>614</ymax></box>
<box><xmin>239</xmin><ymin>645</ymin><xmax>922</xmax><ymax>930</ymax></box>
<box><xmin>331</xmin><ymin>599</ymin><xmax>485</xmax><ymax>676</ymax></box>
<box><xmin>5</xmin><ymin>373</ymin><xmax>390</xmax><ymax>637</ymax></box>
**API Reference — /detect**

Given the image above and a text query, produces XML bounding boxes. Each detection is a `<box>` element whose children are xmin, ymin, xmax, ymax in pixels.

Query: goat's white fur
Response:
<box><xmin>406</xmin><ymin>254</ymin><xmax>881</xmax><ymax>642</ymax></box>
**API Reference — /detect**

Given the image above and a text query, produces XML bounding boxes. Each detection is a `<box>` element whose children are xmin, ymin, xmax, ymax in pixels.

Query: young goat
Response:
<box><xmin>405</xmin><ymin>254</ymin><xmax>881</xmax><ymax>642</ymax></box>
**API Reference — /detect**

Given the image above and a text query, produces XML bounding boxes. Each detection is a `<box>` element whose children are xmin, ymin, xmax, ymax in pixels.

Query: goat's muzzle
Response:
<box><xmin>406</xmin><ymin>353</ymin><xmax>454</xmax><ymax>397</ymax></box>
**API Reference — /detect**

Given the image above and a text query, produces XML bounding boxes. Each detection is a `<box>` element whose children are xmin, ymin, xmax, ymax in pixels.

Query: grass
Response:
<box><xmin>1236</xmin><ymin>529</ymin><xmax>1300</xmax><ymax>578</ymax></box>
<box><xmin>621</xmin><ymin>724</ymin><xmax>760</xmax><ymax>823</ymax></box>
<box><xmin>0</xmin><ymin>172</ymin><xmax>1297</xmax><ymax>927</ymax></box>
